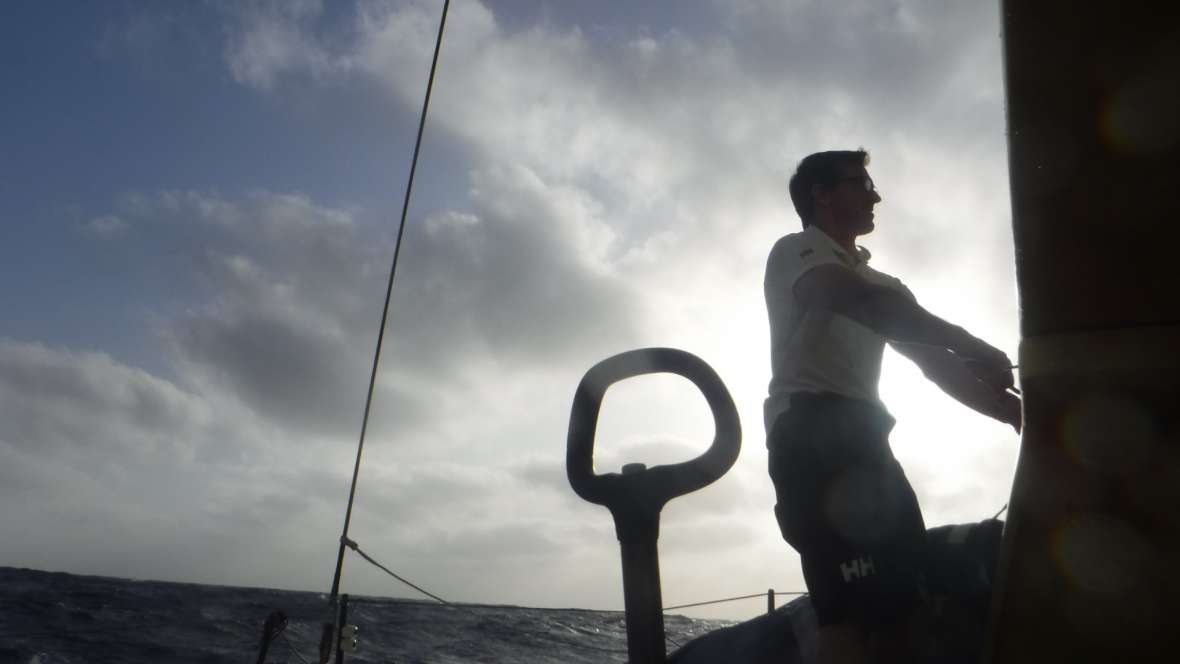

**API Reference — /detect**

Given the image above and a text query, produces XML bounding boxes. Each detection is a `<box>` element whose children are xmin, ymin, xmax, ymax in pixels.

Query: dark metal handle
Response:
<box><xmin>565</xmin><ymin>348</ymin><xmax>741</xmax><ymax>664</ymax></box>
<box><xmin>566</xmin><ymin>347</ymin><xmax>741</xmax><ymax>513</ymax></box>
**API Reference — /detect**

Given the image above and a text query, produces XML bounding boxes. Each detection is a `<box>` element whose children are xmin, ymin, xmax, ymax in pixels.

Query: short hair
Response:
<box><xmin>788</xmin><ymin>149</ymin><xmax>870</xmax><ymax>227</ymax></box>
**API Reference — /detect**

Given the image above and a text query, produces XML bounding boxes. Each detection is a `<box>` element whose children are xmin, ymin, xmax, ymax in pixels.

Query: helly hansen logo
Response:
<box><xmin>799</xmin><ymin>248</ymin><xmax>814</xmax><ymax>259</ymax></box>
<box><xmin>840</xmin><ymin>557</ymin><xmax>876</xmax><ymax>582</ymax></box>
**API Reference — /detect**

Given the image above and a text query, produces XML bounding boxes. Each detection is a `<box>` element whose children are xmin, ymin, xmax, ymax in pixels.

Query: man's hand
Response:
<box><xmin>892</xmin><ymin>340</ymin><xmax>1022</xmax><ymax>433</ymax></box>
<box><xmin>954</xmin><ymin>333</ymin><xmax>1015</xmax><ymax>393</ymax></box>
<box><xmin>964</xmin><ymin>357</ymin><xmax>1016</xmax><ymax>394</ymax></box>
<box><xmin>993</xmin><ymin>391</ymin><xmax>1022</xmax><ymax>434</ymax></box>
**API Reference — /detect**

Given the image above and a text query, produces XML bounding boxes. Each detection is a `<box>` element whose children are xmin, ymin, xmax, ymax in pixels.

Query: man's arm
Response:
<box><xmin>890</xmin><ymin>342</ymin><xmax>1022</xmax><ymax>432</ymax></box>
<box><xmin>793</xmin><ymin>264</ymin><xmax>1013</xmax><ymax>387</ymax></box>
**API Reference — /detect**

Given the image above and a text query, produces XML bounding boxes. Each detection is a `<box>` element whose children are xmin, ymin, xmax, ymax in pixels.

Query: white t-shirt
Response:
<box><xmin>763</xmin><ymin>225</ymin><xmax>914</xmax><ymax>432</ymax></box>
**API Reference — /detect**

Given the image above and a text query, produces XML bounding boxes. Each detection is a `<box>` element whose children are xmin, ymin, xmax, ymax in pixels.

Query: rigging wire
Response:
<box><xmin>324</xmin><ymin>0</ymin><xmax>451</xmax><ymax>613</ymax></box>
<box><xmin>663</xmin><ymin>591</ymin><xmax>807</xmax><ymax>612</ymax></box>
<box><xmin>333</xmin><ymin>532</ymin><xmax>790</xmax><ymax>657</ymax></box>
<box><xmin>343</xmin><ymin>536</ymin><xmax>450</xmax><ymax>605</ymax></box>
<box><xmin>317</xmin><ymin>2</ymin><xmax>451</xmax><ymax>661</ymax></box>
<box><xmin>281</xmin><ymin>630</ymin><xmax>313</xmax><ymax>664</ymax></box>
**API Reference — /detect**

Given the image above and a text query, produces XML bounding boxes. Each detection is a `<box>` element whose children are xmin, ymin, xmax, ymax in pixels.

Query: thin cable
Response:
<box><xmin>993</xmin><ymin>503</ymin><xmax>1009</xmax><ymax>520</ymax></box>
<box><xmin>325</xmin><ymin>0</ymin><xmax>451</xmax><ymax>612</ymax></box>
<box><xmin>663</xmin><ymin>591</ymin><xmax>806</xmax><ymax>612</ymax></box>
<box><xmin>345</xmin><ymin>537</ymin><xmax>450</xmax><ymax>605</ymax></box>
<box><xmin>281</xmin><ymin>630</ymin><xmax>313</xmax><ymax>664</ymax></box>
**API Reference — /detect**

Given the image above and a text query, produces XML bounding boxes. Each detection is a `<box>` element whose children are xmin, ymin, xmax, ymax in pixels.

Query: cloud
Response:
<box><xmin>96</xmin><ymin>190</ymin><xmax>384</xmax><ymax>440</ymax></box>
<box><xmin>218</xmin><ymin>0</ymin><xmax>1011</xmax><ymax>294</ymax></box>
<box><xmin>221</xmin><ymin>0</ymin><xmax>349</xmax><ymax>91</ymax></box>
<box><xmin>0</xmin><ymin>178</ymin><xmax>666</xmax><ymax>594</ymax></box>
<box><xmin>85</xmin><ymin>214</ymin><xmax>129</xmax><ymax>235</ymax></box>
<box><xmin>88</xmin><ymin>179</ymin><xmax>648</xmax><ymax>447</ymax></box>
<box><xmin>0</xmin><ymin>338</ymin><xmax>329</xmax><ymax>584</ymax></box>
<box><xmin>5</xmin><ymin>1</ymin><xmax>1020</xmax><ymax>618</ymax></box>
<box><xmin>392</xmin><ymin>164</ymin><xmax>645</xmax><ymax>368</ymax></box>
<box><xmin>0</xmin><ymin>340</ymin><xmax>212</xmax><ymax>458</ymax></box>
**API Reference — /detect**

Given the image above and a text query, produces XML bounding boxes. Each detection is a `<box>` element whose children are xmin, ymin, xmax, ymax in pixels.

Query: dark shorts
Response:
<box><xmin>768</xmin><ymin>392</ymin><xmax>926</xmax><ymax>627</ymax></box>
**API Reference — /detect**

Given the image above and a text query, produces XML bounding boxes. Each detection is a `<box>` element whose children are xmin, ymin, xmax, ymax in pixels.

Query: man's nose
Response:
<box><xmin>871</xmin><ymin>190</ymin><xmax>882</xmax><ymax>204</ymax></box>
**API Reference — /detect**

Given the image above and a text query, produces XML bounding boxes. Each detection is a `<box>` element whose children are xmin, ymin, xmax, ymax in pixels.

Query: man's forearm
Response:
<box><xmin>795</xmin><ymin>264</ymin><xmax>1008</xmax><ymax>365</ymax></box>
<box><xmin>851</xmin><ymin>287</ymin><xmax>977</xmax><ymax>353</ymax></box>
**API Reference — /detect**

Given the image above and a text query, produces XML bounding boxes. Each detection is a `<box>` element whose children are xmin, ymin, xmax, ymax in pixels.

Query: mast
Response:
<box><xmin>986</xmin><ymin>1</ymin><xmax>1180</xmax><ymax>661</ymax></box>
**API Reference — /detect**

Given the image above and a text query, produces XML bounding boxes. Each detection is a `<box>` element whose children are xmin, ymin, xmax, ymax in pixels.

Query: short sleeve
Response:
<box><xmin>765</xmin><ymin>233</ymin><xmax>845</xmax><ymax>292</ymax></box>
<box><xmin>889</xmin><ymin>276</ymin><xmax>918</xmax><ymax>302</ymax></box>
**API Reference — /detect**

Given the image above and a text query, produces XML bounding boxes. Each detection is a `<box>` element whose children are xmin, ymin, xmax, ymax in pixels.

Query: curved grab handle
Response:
<box><xmin>566</xmin><ymin>347</ymin><xmax>742</xmax><ymax>513</ymax></box>
<box><xmin>566</xmin><ymin>348</ymin><xmax>741</xmax><ymax>664</ymax></box>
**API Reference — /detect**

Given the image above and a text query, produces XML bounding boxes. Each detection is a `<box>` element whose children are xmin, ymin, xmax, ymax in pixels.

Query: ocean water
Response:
<box><xmin>1</xmin><ymin>520</ymin><xmax>1004</xmax><ymax>663</ymax></box>
<box><xmin>0</xmin><ymin>567</ymin><xmax>733</xmax><ymax>664</ymax></box>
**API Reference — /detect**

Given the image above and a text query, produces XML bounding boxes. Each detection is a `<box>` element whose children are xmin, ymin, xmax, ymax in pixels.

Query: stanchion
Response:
<box><xmin>335</xmin><ymin>594</ymin><xmax>349</xmax><ymax>664</ymax></box>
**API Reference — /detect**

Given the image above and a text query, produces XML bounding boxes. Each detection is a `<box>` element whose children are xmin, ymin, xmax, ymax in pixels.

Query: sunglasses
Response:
<box><xmin>833</xmin><ymin>175</ymin><xmax>877</xmax><ymax>192</ymax></box>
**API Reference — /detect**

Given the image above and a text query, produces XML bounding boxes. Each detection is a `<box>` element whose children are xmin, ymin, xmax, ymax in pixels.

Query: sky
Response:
<box><xmin>0</xmin><ymin>0</ymin><xmax>1021</xmax><ymax>622</ymax></box>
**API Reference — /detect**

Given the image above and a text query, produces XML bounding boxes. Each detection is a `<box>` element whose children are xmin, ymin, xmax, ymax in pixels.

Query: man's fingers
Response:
<box><xmin>966</xmin><ymin>359</ymin><xmax>1016</xmax><ymax>390</ymax></box>
<box><xmin>957</xmin><ymin>335</ymin><xmax>1010</xmax><ymax>366</ymax></box>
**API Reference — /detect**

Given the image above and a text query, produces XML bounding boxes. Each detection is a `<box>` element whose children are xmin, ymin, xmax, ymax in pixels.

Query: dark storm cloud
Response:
<box><xmin>89</xmin><ymin>184</ymin><xmax>643</xmax><ymax>444</ymax></box>
<box><xmin>169</xmin><ymin>306</ymin><xmax>373</xmax><ymax>438</ymax></box>
<box><xmin>389</xmin><ymin>165</ymin><xmax>645</xmax><ymax>371</ymax></box>
<box><xmin>0</xmin><ymin>340</ymin><xmax>208</xmax><ymax>456</ymax></box>
<box><xmin>218</xmin><ymin>0</ymin><xmax>1010</xmax><ymax>294</ymax></box>
<box><xmin>0</xmin><ymin>338</ymin><xmax>345</xmax><ymax>586</ymax></box>
<box><xmin>103</xmin><ymin>190</ymin><xmax>388</xmax><ymax>440</ymax></box>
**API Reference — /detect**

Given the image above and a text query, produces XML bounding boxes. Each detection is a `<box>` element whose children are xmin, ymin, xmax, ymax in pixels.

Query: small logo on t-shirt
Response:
<box><xmin>799</xmin><ymin>248</ymin><xmax>814</xmax><ymax>259</ymax></box>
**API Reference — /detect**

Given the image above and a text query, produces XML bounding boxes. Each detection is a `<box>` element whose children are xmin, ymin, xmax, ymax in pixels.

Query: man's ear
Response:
<box><xmin>810</xmin><ymin>183</ymin><xmax>827</xmax><ymax>211</ymax></box>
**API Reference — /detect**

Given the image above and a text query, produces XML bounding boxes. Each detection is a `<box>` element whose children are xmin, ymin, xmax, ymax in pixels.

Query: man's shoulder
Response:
<box><xmin>768</xmin><ymin>230</ymin><xmax>818</xmax><ymax>262</ymax></box>
<box><xmin>766</xmin><ymin>228</ymin><xmax>850</xmax><ymax>289</ymax></box>
<box><xmin>860</xmin><ymin>261</ymin><xmax>897</xmax><ymax>278</ymax></box>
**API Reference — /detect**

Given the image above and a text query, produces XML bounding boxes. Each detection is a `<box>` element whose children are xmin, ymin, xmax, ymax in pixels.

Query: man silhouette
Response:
<box><xmin>764</xmin><ymin>150</ymin><xmax>1020</xmax><ymax>662</ymax></box>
